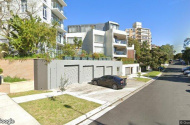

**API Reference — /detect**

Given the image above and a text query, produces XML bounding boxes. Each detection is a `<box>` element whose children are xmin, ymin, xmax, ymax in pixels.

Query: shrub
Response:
<box><xmin>4</xmin><ymin>76</ymin><xmax>27</xmax><ymax>83</ymax></box>
<box><xmin>122</xmin><ymin>58</ymin><xmax>135</xmax><ymax>64</ymax></box>
<box><xmin>92</xmin><ymin>53</ymin><xmax>100</xmax><ymax>59</ymax></box>
<box><xmin>0</xmin><ymin>68</ymin><xmax>3</xmax><ymax>74</ymax></box>
<box><xmin>80</xmin><ymin>50</ymin><xmax>87</xmax><ymax>57</ymax></box>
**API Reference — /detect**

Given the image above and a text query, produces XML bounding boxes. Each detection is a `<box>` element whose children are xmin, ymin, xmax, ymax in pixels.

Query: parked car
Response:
<box><xmin>91</xmin><ymin>75</ymin><xmax>126</xmax><ymax>90</ymax></box>
<box><xmin>158</xmin><ymin>66</ymin><xmax>164</xmax><ymax>71</ymax></box>
<box><xmin>183</xmin><ymin>70</ymin><xmax>190</xmax><ymax>75</ymax></box>
<box><xmin>188</xmin><ymin>73</ymin><xmax>190</xmax><ymax>77</ymax></box>
<box><xmin>182</xmin><ymin>67</ymin><xmax>190</xmax><ymax>72</ymax></box>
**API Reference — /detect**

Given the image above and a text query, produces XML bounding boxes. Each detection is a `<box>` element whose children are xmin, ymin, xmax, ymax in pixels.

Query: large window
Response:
<box><xmin>68</xmin><ymin>27</ymin><xmax>80</xmax><ymax>33</ymax></box>
<box><xmin>43</xmin><ymin>6</ymin><xmax>47</xmax><ymax>20</ymax></box>
<box><xmin>81</xmin><ymin>26</ymin><xmax>91</xmax><ymax>32</ymax></box>
<box><xmin>95</xmin><ymin>35</ymin><xmax>104</xmax><ymax>43</ymax></box>
<box><xmin>94</xmin><ymin>47</ymin><xmax>104</xmax><ymax>53</ymax></box>
<box><xmin>67</xmin><ymin>37</ymin><xmax>82</xmax><ymax>44</ymax></box>
<box><xmin>21</xmin><ymin>0</ymin><xmax>27</xmax><ymax>12</ymax></box>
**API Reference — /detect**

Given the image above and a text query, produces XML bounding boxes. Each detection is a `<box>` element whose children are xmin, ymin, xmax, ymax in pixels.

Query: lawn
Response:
<box><xmin>143</xmin><ymin>71</ymin><xmax>161</xmax><ymax>78</ymax></box>
<box><xmin>4</xmin><ymin>76</ymin><xmax>27</xmax><ymax>83</ymax></box>
<box><xmin>19</xmin><ymin>94</ymin><xmax>101</xmax><ymax>125</ymax></box>
<box><xmin>8</xmin><ymin>90</ymin><xmax>52</xmax><ymax>98</ymax></box>
<box><xmin>134</xmin><ymin>77</ymin><xmax>151</xmax><ymax>82</ymax></box>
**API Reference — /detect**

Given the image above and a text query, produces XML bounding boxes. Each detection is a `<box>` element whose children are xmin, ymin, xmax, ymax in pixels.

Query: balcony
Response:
<box><xmin>51</xmin><ymin>19</ymin><xmax>65</xmax><ymax>32</ymax></box>
<box><xmin>56</xmin><ymin>0</ymin><xmax>67</xmax><ymax>6</ymax></box>
<box><xmin>51</xmin><ymin>2</ymin><xmax>66</xmax><ymax>20</ymax></box>
<box><xmin>113</xmin><ymin>39</ymin><xmax>127</xmax><ymax>47</ymax></box>
<box><xmin>113</xmin><ymin>48</ymin><xmax>127</xmax><ymax>57</ymax></box>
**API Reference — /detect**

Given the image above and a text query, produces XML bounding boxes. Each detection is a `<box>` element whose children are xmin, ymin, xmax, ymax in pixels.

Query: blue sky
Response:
<box><xmin>64</xmin><ymin>0</ymin><xmax>190</xmax><ymax>53</ymax></box>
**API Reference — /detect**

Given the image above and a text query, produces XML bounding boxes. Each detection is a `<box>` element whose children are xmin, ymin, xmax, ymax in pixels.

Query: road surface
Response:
<box><xmin>90</xmin><ymin>61</ymin><xmax>190</xmax><ymax>125</ymax></box>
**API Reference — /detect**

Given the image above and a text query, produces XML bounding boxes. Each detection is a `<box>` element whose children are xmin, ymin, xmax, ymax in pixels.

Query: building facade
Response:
<box><xmin>184</xmin><ymin>38</ymin><xmax>190</xmax><ymax>49</ymax></box>
<box><xmin>65</xmin><ymin>21</ymin><xmax>135</xmax><ymax>59</ymax></box>
<box><xmin>125</xmin><ymin>22</ymin><xmax>152</xmax><ymax>48</ymax></box>
<box><xmin>0</xmin><ymin>0</ymin><xmax>67</xmax><ymax>48</ymax></box>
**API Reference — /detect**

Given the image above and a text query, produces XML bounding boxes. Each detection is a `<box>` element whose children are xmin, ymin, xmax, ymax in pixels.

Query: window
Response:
<box><xmin>43</xmin><ymin>6</ymin><xmax>47</xmax><ymax>20</ymax></box>
<box><xmin>67</xmin><ymin>37</ymin><xmax>82</xmax><ymax>44</ymax></box>
<box><xmin>57</xmin><ymin>32</ymin><xmax>62</xmax><ymax>43</ymax></box>
<box><xmin>95</xmin><ymin>35</ymin><xmax>104</xmax><ymax>43</ymax></box>
<box><xmin>21</xmin><ymin>0</ymin><xmax>27</xmax><ymax>12</ymax></box>
<box><xmin>94</xmin><ymin>47</ymin><xmax>104</xmax><ymax>53</ymax></box>
<box><xmin>81</xmin><ymin>26</ymin><xmax>91</xmax><ymax>32</ymax></box>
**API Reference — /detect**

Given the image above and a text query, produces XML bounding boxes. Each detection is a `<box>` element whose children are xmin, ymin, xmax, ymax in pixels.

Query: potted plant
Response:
<box><xmin>63</xmin><ymin>55</ymin><xmax>72</xmax><ymax>60</ymax></box>
<box><xmin>92</xmin><ymin>53</ymin><xmax>100</xmax><ymax>60</ymax></box>
<box><xmin>72</xmin><ymin>56</ymin><xmax>80</xmax><ymax>60</ymax></box>
<box><xmin>80</xmin><ymin>50</ymin><xmax>87</xmax><ymax>60</ymax></box>
<box><xmin>87</xmin><ymin>52</ymin><xmax>93</xmax><ymax>60</ymax></box>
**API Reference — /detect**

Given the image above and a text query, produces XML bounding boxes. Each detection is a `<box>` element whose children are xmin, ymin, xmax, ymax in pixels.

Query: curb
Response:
<box><xmin>66</xmin><ymin>72</ymin><xmax>163</xmax><ymax>125</ymax></box>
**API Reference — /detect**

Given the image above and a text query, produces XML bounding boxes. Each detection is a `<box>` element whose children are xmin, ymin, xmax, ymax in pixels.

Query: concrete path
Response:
<box><xmin>89</xmin><ymin>61</ymin><xmax>190</xmax><ymax>125</ymax></box>
<box><xmin>12</xmin><ymin>91</ymin><xmax>106</xmax><ymax>105</ymax></box>
<box><xmin>65</xmin><ymin>78</ymin><xmax>149</xmax><ymax>103</ymax></box>
<box><xmin>0</xmin><ymin>93</ymin><xmax>40</xmax><ymax>125</ymax></box>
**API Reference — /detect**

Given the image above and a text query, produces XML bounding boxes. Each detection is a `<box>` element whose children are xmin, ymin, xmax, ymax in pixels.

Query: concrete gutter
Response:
<box><xmin>66</xmin><ymin>72</ymin><xmax>163</xmax><ymax>125</ymax></box>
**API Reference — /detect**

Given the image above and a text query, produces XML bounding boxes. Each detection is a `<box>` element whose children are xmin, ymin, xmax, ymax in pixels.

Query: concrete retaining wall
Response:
<box><xmin>0</xmin><ymin>60</ymin><xmax>34</xmax><ymax>80</ymax></box>
<box><xmin>34</xmin><ymin>59</ymin><xmax>122</xmax><ymax>90</ymax></box>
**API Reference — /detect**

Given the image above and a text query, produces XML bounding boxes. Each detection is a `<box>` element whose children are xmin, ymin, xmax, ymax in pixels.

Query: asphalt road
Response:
<box><xmin>90</xmin><ymin>61</ymin><xmax>190</xmax><ymax>125</ymax></box>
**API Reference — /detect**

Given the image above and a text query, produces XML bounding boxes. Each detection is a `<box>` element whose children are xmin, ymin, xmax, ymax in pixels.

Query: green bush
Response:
<box><xmin>122</xmin><ymin>58</ymin><xmax>135</xmax><ymax>64</ymax></box>
<box><xmin>4</xmin><ymin>76</ymin><xmax>27</xmax><ymax>83</ymax></box>
<box><xmin>0</xmin><ymin>68</ymin><xmax>3</xmax><ymax>74</ymax></box>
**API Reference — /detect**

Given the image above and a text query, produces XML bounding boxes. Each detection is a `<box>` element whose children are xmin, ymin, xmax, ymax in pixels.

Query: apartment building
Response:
<box><xmin>65</xmin><ymin>21</ymin><xmax>135</xmax><ymax>59</ymax></box>
<box><xmin>125</xmin><ymin>22</ymin><xmax>152</xmax><ymax>48</ymax></box>
<box><xmin>0</xmin><ymin>0</ymin><xmax>67</xmax><ymax>48</ymax></box>
<box><xmin>184</xmin><ymin>38</ymin><xmax>190</xmax><ymax>49</ymax></box>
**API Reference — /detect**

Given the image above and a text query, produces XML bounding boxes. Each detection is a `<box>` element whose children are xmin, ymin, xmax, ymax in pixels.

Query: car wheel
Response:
<box><xmin>93</xmin><ymin>81</ymin><xmax>98</xmax><ymax>85</ymax></box>
<box><xmin>112</xmin><ymin>84</ymin><xmax>118</xmax><ymax>90</ymax></box>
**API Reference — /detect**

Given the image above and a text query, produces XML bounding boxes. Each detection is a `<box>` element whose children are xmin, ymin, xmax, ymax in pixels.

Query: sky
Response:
<box><xmin>64</xmin><ymin>0</ymin><xmax>190</xmax><ymax>53</ymax></box>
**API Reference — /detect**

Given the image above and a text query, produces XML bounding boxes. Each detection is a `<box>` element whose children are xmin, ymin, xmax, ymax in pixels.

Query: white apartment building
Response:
<box><xmin>0</xmin><ymin>0</ymin><xmax>67</xmax><ymax>48</ymax></box>
<box><xmin>65</xmin><ymin>21</ymin><xmax>135</xmax><ymax>59</ymax></box>
<box><xmin>125</xmin><ymin>22</ymin><xmax>152</xmax><ymax>48</ymax></box>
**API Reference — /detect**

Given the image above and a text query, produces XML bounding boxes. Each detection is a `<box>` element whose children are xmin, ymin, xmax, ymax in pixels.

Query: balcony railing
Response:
<box><xmin>52</xmin><ymin>2</ymin><xmax>63</xmax><ymax>14</ymax></box>
<box><xmin>114</xmin><ymin>51</ymin><xmax>126</xmax><ymax>55</ymax></box>
<box><xmin>114</xmin><ymin>39</ymin><xmax>127</xmax><ymax>44</ymax></box>
<box><xmin>51</xmin><ymin>18</ymin><xmax>63</xmax><ymax>27</ymax></box>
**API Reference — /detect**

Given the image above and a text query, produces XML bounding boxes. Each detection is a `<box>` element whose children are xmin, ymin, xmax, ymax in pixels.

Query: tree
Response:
<box><xmin>160</xmin><ymin>44</ymin><xmax>174</xmax><ymax>60</ymax></box>
<box><xmin>128</xmin><ymin>38</ymin><xmax>140</xmax><ymax>60</ymax></box>
<box><xmin>174</xmin><ymin>53</ymin><xmax>182</xmax><ymax>60</ymax></box>
<box><xmin>2</xmin><ymin>13</ymin><xmax>57</xmax><ymax>56</ymax></box>
<box><xmin>182</xmin><ymin>47</ymin><xmax>190</xmax><ymax>64</ymax></box>
<box><xmin>73</xmin><ymin>37</ymin><xmax>83</xmax><ymax>49</ymax></box>
<box><xmin>139</xmin><ymin>41</ymin><xmax>151</xmax><ymax>66</ymax></box>
<box><xmin>62</xmin><ymin>42</ymin><xmax>75</xmax><ymax>57</ymax></box>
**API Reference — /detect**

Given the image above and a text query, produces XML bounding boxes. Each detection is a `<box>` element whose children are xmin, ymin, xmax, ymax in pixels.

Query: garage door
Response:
<box><xmin>125</xmin><ymin>67</ymin><xmax>131</xmax><ymax>75</ymax></box>
<box><xmin>96</xmin><ymin>66</ymin><xmax>104</xmax><ymax>78</ymax></box>
<box><xmin>64</xmin><ymin>65</ymin><xmax>79</xmax><ymax>85</ymax></box>
<box><xmin>83</xmin><ymin>66</ymin><xmax>93</xmax><ymax>82</ymax></box>
<box><xmin>105</xmin><ymin>66</ymin><xmax>112</xmax><ymax>75</ymax></box>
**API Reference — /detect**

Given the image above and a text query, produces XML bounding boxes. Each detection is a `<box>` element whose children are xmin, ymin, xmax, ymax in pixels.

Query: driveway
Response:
<box><xmin>65</xmin><ymin>78</ymin><xmax>150</xmax><ymax>103</ymax></box>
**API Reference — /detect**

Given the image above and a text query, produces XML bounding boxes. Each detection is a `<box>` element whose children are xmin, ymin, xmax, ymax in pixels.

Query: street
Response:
<box><xmin>90</xmin><ymin>61</ymin><xmax>190</xmax><ymax>125</ymax></box>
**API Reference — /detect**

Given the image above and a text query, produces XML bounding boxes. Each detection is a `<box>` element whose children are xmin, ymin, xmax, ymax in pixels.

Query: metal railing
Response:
<box><xmin>114</xmin><ymin>39</ymin><xmax>127</xmax><ymax>44</ymax></box>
